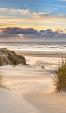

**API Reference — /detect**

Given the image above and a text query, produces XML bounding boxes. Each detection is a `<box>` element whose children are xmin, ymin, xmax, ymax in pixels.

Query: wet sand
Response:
<box><xmin>16</xmin><ymin>50</ymin><xmax>66</xmax><ymax>58</ymax></box>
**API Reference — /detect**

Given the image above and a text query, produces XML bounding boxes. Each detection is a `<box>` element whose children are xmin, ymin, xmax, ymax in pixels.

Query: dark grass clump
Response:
<box><xmin>54</xmin><ymin>60</ymin><xmax>66</xmax><ymax>92</ymax></box>
<box><xmin>0</xmin><ymin>75</ymin><xmax>8</xmax><ymax>89</ymax></box>
<box><xmin>0</xmin><ymin>48</ymin><xmax>26</xmax><ymax>66</ymax></box>
<box><xmin>0</xmin><ymin>75</ymin><xmax>4</xmax><ymax>88</ymax></box>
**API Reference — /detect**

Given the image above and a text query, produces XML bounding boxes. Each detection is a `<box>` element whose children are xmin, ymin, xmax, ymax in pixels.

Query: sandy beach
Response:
<box><xmin>24</xmin><ymin>92</ymin><xmax>66</xmax><ymax>113</ymax></box>
<box><xmin>0</xmin><ymin>0</ymin><xmax>66</xmax><ymax>111</ymax></box>
<box><xmin>0</xmin><ymin>54</ymin><xmax>66</xmax><ymax>113</ymax></box>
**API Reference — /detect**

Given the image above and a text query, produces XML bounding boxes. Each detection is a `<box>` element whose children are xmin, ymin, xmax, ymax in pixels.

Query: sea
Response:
<box><xmin>0</xmin><ymin>42</ymin><xmax>66</xmax><ymax>53</ymax></box>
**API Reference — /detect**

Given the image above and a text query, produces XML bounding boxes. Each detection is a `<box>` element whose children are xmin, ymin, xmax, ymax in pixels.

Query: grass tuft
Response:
<box><xmin>54</xmin><ymin>60</ymin><xmax>66</xmax><ymax>92</ymax></box>
<box><xmin>0</xmin><ymin>75</ymin><xmax>4</xmax><ymax>88</ymax></box>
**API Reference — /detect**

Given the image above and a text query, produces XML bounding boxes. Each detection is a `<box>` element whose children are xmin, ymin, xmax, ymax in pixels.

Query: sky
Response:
<box><xmin>0</xmin><ymin>0</ymin><xmax>66</xmax><ymax>31</ymax></box>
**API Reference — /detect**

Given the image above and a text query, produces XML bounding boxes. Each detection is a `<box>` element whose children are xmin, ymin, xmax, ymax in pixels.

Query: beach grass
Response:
<box><xmin>54</xmin><ymin>60</ymin><xmax>66</xmax><ymax>92</ymax></box>
<box><xmin>0</xmin><ymin>75</ymin><xmax>4</xmax><ymax>87</ymax></box>
<box><xmin>0</xmin><ymin>75</ymin><xmax>7</xmax><ymax>89</ymax></box>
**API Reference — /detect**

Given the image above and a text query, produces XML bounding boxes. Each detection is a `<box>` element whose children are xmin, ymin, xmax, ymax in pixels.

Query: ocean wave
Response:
<box><xmin>0</xmin><ymin>43</ymin><xmax>66</xmax><ymax>53</ymax></box>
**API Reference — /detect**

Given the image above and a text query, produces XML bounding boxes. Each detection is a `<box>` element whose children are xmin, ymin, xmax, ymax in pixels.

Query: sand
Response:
<box><xmin>16</xmin><ymin>50</ymin><xmax>66</xmax><ymax>57</ymax></box>
<box><xmin>0</xmin><ymin>56</ymin><xmax>66</xmax><ymax>113</ymax></box>
<box><xmin>24</xmin><ymin>92</ymin><xmax>66</xmax><ymax>113</ymax></box>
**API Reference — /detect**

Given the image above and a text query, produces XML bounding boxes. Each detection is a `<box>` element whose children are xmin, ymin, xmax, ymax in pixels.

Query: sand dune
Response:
<box><xmin>0</xmin><ymin>56</ymin><xmax>66</xmax><ymax>113</ymax></box>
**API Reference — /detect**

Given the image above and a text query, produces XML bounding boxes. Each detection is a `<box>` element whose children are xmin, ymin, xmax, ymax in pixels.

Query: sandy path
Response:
<box><xmin>0</xmin><ymin>65</ymin><xmax>53</xmax><ymax>113</ymax></box>
<box><xmin>0</xmin><ymin>88</ymin><xmax>40</xmax><ymax>113</ymax></box>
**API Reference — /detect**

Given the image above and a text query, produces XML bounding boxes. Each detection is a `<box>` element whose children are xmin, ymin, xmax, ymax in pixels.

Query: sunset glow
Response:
<box><xmin>0</xmin><ymin>0</ymin><xmax>65</xmax><ymax>31</ymax></box>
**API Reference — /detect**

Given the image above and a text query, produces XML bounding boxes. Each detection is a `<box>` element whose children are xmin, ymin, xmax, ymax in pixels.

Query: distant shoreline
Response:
<box><xmin>16</xmin><ymin>51</ymin><xmax>66</xmax><ymax>58</ymax></box>
<box><xmin>0</xmin><ymin>41</ymin><xmax>66</xmax><ymax>45</ymax></box>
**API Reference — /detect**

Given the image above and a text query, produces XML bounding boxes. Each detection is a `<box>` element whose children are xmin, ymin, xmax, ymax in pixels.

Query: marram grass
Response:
<box><xmin>0</xmin><ymin>75</ymin><xmax>4</xmax><ymax>87</ymax></box>
<box><xmin>0</xmin><ymin>75</ymin><xmax>7</xmax><ymax>89</ymax></box>
<box><xmin>54</xmin><ymin>60</ymin><xmax>66</xmax><ymax>92</ymax></box>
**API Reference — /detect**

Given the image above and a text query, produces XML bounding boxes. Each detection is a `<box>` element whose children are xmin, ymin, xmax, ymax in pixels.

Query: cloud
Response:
<box><xmin>0</xmin><ymin>8</ymin><xmax>52</xmax><ymax>18</ymax></box>
<box><xmin>0</xmin><ymin>27</ymin><xmax>66</xmax><ymax>41</ymax></box>
<box><xmin>18</xmin><ymin>9</ymin><xmax>49</xmax><ymax>18</ymax></box>
<box><xmin>18</xmin><ymin>9</ymin><xmax>32</xmax><ymax>16</ymax></box>
<box><xmin>0</xmin><ymin>8</ymin><xmax>17</xmax><ymax>15</ymax></box>
<box><xmin>0</xmin><ymin>8</ymin><xmax>66</xmax><ymax>19</ymax></box>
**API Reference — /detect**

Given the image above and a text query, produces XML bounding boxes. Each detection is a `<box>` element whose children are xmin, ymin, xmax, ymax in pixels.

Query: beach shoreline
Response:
<box><xmin>16</xmin><ymin>50</ymin><xmax>66</xmax><ymax>58</ymax></box>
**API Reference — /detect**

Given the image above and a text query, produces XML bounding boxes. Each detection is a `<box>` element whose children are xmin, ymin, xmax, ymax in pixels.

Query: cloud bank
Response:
<box><xmin>0</xmin><ymin>27</ymin><xmax>66</xmax><ymax>37</ymax></box>
<box><xmin>0</xmin><ymin>8</ymin><xmax>66</xmax><ymax>19</ymax></box>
